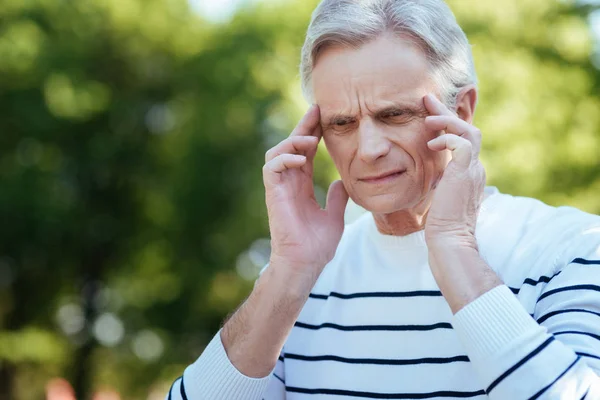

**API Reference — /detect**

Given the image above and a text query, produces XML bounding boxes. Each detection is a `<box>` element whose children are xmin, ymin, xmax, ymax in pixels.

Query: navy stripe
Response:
<box><xmin>486</xmin><ymin>337</ymin><xmax>554</xmax><ymax>393</ymax></box>
<box><xmin>285</xmin><ymin>352</ymin><xmax>470</xmax><ymax>365</ymax></box>
<box><xmin>295</xmin><ymin>321</ymin><xmax>453</xmax><ymax>332</ymax></box>
<box><xmin>581</xmin><ymin>389</ymin><xmax>589</xmax><ymax>400</ymax></box>
<box><xmin>168</xmin><ymin>376</ymin><xmax>182</xmax><ymax>400</ymax></box>
<box><xmin>286</xmin><ymin>387</ymin><xmax>486</xmax><ymax>399</ymax></box>
<box><xmin>576</xmin><ymin>351</ymin><xmax>600</xmax><ymax>361</ymax></box>
<box><xmin>278</xmin><ymin>354</ymin><xmax>284</xmax><ymax>362</ymax></box>
<box><xmin>538</xmin><ymin>285</ymin><xmax>600</xmax><ymax>302</ymax></box>
<box><xmin>555</xmin><ymin>331</ymin><xmax>600</xmax><ymax>342</ymax></box>
<box><xmin>522</xmin><ymin>271</ymin><xmax>561</xmax><ymax>287</ymax></box>
<box><xmin>273</xmin><ymin>372</ymin><xmax>285</xmax><ymax>384</ymax></box>
<box><xmin>180</xmin><ymin>375</ymin><xmax>188</xmax><ymax>400</ymax></box>
<box><xmin>571</xmin><ymin>258</ymin><xmax>600</xmax><ymax>265</ymax></box>
<box><xmin>309</xmin><ymin>290</ymin><xmax>443</xmax><ymax>300</ymax></box>
<box><xmin>537</xmin><ymin>308</ymin><xmax>600</xmax><ymax>324</ymax></box>
<box><xmin>528</xmin><ymin>356</ymin><xmax>580</xmax><ymax>400</ymax></box>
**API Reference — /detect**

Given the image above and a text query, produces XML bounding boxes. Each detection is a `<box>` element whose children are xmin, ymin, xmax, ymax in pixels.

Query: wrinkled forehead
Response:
<box><xmin>311</xmin><ymin>34</ymin><xmax>435</xmax><ymax>115</ymax></box>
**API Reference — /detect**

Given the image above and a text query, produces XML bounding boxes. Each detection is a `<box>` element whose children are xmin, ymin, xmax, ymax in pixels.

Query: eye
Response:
<box><xmin>329</xmin><ymin>117</ymin><xmax>357</xmax><ymax>133</ymax></box>
<box><xmin>334</xmin><ymin>118</ymin><xmax>353</xmax><ymax>126</ymax></box>
<box><xmin>384</xmin><ymin>110</ymin><xmax>404</xmax><ymax>118</ymax></box>
<box><xmin>381</xmin><ymin>109</ymin><xmax>416</xmax><ymax>125</ymax></box>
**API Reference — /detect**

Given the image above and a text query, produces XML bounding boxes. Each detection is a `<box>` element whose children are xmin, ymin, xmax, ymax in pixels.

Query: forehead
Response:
<box><xmin>311</xmin><ymin>34</ymin><xmax>434</xmax><ymax>114</ymax></box>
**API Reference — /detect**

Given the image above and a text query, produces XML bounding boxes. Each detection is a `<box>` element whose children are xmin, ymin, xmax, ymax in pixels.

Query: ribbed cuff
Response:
<box><xmin>452</xmin><ymin>285</ymin><xmax>543</xmax><ymax>363</ymax></box>
<box><xmin>184</xmin><ymin>330</ymin><xmax>272</xmax><ymax>400</ymax></box>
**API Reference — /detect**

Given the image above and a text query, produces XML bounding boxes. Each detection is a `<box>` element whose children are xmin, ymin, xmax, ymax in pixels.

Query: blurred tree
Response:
<box><xmin>0</xmin><ymin>0</ymin><xmax>599</xmax><ymax>399</ymax></box>
<box><xmin>448</xmin><ymin>0</ymin><xmax>600</xmax><ymax>212</ymax></box>
<box><xmin>0</xmin><ymin>0</ymin><xmax>319</xmax><ymax>398</ymax></box>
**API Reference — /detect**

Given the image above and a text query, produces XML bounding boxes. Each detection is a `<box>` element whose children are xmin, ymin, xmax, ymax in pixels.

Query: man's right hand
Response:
<box><xmin>263</xmin><ymin>105</ymin><xmax>349</xmax><ymax>286</ymax></box>
<box><xmin>219</xmin><ymin>106</ymin><xmax>349</xmax><ymax>380</ymax></box>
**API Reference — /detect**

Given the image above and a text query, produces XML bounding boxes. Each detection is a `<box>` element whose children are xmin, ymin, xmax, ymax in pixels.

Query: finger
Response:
<box><xmin>325</xmin><ymin>180</ymin><xmax>349</xmax><ymax>223</ymax></box>
<box><xmin>290</xmin><ymin>104</ymin><xmax>321</xmax><ymax>137</ymax></box>
<box><xmin>423</xmin><ymin>93</ymin><xmax>454</xmax><ymax>117</ymax></box>
<box><xmin>427</xmin><ymin>134</ymin><xmax>472</xmax><ymax>169</ymax></box>
<box><xmin>263</xmin><ymin>154</ymin><xmax>307</xmax><ymax>174</ymax></box>
<box><xmin>425</xmin><ymin>115</ymin><xmax>481</xmax><ymax>155</ymax></box>
<box><xmin>305</xmin><ymin>124</ymin><xmax>323</xmax><ymax>160</ymax></box>
<box><xmin>265</xmin><ymin>136</ymin><xmax>319</xmax><ymax>163</ymax></box>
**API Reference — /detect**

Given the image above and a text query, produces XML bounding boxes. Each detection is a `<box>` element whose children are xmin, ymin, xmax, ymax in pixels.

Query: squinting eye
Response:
<box><xmin>386</xmin><ymin>111</ymin><xmax>403</xmax><ymax>118</ymax></box>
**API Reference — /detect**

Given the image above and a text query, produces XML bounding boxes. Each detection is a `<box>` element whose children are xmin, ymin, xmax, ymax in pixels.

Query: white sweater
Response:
<box><xmin>168</xmin><ymin>188</ymin><xmax>600</xmax><ymax>399</ymax></box>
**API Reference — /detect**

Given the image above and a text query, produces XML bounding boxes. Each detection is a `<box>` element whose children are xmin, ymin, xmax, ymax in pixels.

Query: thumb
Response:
<box><xmin>325</xmin><ymin>180</ymin><xmax>349</xmax><ymax>223</ymax></box>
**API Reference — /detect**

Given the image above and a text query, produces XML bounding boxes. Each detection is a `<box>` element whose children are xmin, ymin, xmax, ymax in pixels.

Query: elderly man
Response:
<box><xmin>168</xmin><ymin>0</ymin><xmax>600</xmax><ymax>398</ymax></box>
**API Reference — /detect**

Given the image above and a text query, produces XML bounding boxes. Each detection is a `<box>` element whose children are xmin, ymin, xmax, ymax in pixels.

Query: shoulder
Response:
<box><xmin>485</xmin><ymin>190</ymin><xmax>600</xmax><ymax>268</ymax></box>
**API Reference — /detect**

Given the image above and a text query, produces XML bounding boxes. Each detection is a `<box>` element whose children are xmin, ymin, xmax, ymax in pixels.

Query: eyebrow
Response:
<box><xmin>374</xmin><ymin>103</ymin><xmax>429</xmax><ymax>119</ymax></box>
<box><xmin>322</xmin><ymin>101</ymin><xmax>429</xmax><ymax>126</ymax></box>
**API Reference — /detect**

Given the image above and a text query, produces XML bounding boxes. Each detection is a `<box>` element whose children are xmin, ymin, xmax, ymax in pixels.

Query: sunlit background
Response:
<box><xmin>1</xmin><ymin>0</ymin><xmax>600</xmax><ymax>398</ymax></box>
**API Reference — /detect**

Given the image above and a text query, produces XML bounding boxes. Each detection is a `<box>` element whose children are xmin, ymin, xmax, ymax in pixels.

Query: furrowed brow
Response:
<box><xmin>323</xmin><ymin>113</ymin><xmax>356</xmax><ymax>126</ymax></box>
<box><xmin>375</xmin><ymin>102</ymin><xmax>429</xmax><ymax>118</ymax></box>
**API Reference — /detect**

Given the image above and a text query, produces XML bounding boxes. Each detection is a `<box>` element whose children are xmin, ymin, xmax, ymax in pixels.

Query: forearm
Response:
<box><xmin>222</xmin><ymin>261</ymin><xmax>316</xmax><ymax>377</ymax></box>
<box><xmin>166</xmin><ymin>261</ymin><xmax>315</xmax><ymax>400</ymax></box>
<box><xmin>428</xmin><ymin>246</ymin><xmax>600</xmax><ymax>398</ymax></box>
<box><xmin>453</xmin><ymin>286</ymin><xmax>600</xmax><ymax>399</ymax></box>
<box><xmin>427</xmin><ymin>243</ymin><xmax>502</xmax><ymax>313</ymax></box>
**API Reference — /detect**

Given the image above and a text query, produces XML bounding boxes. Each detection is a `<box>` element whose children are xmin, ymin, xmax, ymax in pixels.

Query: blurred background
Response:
<box><xmin>1</xmin><ymin>0</ymin><xmax>600</xmax><ymax>398</ymax></box>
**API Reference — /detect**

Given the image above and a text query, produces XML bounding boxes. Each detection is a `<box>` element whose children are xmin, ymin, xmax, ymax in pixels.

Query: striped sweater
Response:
<box><xmin>168</xmin><ymin>187</ymin><xmax>600</xmax><ymax>399</ymax></box>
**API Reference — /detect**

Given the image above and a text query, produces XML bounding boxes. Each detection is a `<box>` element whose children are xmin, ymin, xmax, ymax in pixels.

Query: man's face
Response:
<box><xmin>313</xmin><ymin>34</ymin><xmax>451</xmax><ymax>214</ymax></box>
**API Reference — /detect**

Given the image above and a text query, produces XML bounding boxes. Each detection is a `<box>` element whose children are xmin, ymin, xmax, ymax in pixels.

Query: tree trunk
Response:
<box><xmin>0</xmin><ymin>363</ymin><xmax>16</xmax><ymax>400</ymax></box>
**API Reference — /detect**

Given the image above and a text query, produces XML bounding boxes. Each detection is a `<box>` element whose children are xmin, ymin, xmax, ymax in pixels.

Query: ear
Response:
<box><xmin>454</xmin><ymin>85</ymin><xmax>478</xmax><ymax>124</ymax></box>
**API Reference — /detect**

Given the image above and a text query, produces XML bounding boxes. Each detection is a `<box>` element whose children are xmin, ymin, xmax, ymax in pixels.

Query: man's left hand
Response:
<box><xmin>422</xmin><ymin>93</ymin><xmax>486</xmax><ymax>251</ymax></box>
<box><xmin>421</xmin><ymin>94</ymin><xmax>502</xmax><ymax>313</ymax></box>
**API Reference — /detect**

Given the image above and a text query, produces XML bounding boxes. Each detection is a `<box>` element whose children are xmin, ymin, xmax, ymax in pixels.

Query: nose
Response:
<box><xmin>357</xmin><ymin>119</ymin><xmax>391</xmax><ymax>163</ymax></box>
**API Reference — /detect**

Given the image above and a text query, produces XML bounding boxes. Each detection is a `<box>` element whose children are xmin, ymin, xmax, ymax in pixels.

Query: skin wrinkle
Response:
<box><xmin>321</xmin><ymin>101</ymin><xmax>429</xmax><ymax>129</ymax></box>
<box><xmin>313</xmin><ymin>33</ymin><xmax>464</xmax><ymax>236</ymax></box>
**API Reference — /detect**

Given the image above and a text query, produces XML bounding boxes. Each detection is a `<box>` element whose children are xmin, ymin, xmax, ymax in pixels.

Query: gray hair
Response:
<box><xmin>300</xmin><ymin>0</ymin><xmax>477</xmax><ymax>107</ymax></box>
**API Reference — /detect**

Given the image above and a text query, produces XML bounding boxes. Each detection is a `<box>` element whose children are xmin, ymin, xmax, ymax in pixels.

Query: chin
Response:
<box><xmin>352</xmin><ymin>191</ymin><xmax>421</xmax><ymax>214</ymax></box>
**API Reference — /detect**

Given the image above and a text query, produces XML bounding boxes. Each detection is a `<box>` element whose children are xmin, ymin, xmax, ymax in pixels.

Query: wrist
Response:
<box><xmin>427</xmin><ymin>244</ymin><xmax>502</xmax><ymax>314</ymax></box>
<box><xmin>425</xmin><ymin>233</ymin><xmax>478</xmax><ymax>254</ymax></box>
<box><xmin>427</xmin><ymin>241</ymin><xmax>480</xmax><ymax>275</ymax></box>
<box><xmin>262</xmin><ymin>256</ymin><xmax>320</xmax><ymax>301</ymax></box>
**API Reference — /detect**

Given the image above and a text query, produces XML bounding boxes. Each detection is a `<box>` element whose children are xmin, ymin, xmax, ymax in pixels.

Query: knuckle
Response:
<box><xmin>265</xmin><ymin>149</ymin><xmax>274</xmax><ymax>162</ymax></box>
<box><xmin>471</xmin><ymin>130</ymin><xmax>482</xmax><ymax>141</ymax></box>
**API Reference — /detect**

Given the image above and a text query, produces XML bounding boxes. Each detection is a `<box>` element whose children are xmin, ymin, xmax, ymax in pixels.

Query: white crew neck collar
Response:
<box><xmin>364</xmin><ymin>186</ymin><xmax>501</xmax><ymax>249</ymax></box>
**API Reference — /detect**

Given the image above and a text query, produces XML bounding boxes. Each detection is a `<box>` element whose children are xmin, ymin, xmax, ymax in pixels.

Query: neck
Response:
<box><xmin>372</xmin><ymin>195</ymin><xmax>433</xmax><ymax>237</ymax></box>
<box><xmin>372</xmin><ymin>190</ymin><xmax>491</xmax><ymax>237</ymax></box>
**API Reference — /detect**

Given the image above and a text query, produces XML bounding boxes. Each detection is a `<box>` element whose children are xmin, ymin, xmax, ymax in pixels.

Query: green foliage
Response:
<box><xmin>448</xmin><ymin>0</ymin><xmax>600</xmax><ymax>212</ymax></box>
<box><xmin>0</xmin><ymin>0</ymin><xmax>599</xmax><ymax>398</ymax></box>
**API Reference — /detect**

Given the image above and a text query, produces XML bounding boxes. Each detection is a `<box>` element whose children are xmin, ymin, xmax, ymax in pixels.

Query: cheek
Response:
<box><xmin>324</xmin><ymin>136</ymin><xmax>353</xmax><ymax>172</ymax></box>
<box><xmin>418</xmin><ymin>129</ymin><xmax>451</xmax><ymax>175</ymax></box>
<box><xmin>395</xmin><ymin>123</ymin><xmax>437</xmax><ymax>163</ymax></box>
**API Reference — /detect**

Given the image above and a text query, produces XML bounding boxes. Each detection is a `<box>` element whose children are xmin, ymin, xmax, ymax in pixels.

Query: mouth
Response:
<box><xmin>359</xmin><ymin>170</ymin><xmax>406</xmax><ymax>184</ymax></box>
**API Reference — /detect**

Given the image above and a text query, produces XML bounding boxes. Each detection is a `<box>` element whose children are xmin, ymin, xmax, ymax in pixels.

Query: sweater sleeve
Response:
<box><xmin>451</xmin><ymin>255</ymin><xmax>600</xmax><ymax>399</ymax></box>
<box><xmin>165</xmin><ymin>330</ymin><xmax>286</xmax><ymax>400</ymax></box>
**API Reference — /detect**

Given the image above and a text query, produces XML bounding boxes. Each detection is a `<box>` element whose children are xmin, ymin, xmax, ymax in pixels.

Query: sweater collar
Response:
<box><xmin>364</xmin><ymin>186</ymin><xmax>501</xmax><ymax>249</ymax></box>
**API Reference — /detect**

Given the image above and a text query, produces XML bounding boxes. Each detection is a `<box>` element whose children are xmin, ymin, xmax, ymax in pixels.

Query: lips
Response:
<box><xmin>360</xmin><ymin>170</ymin><xmax>406</xmax><ymax>184</ymax></box>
